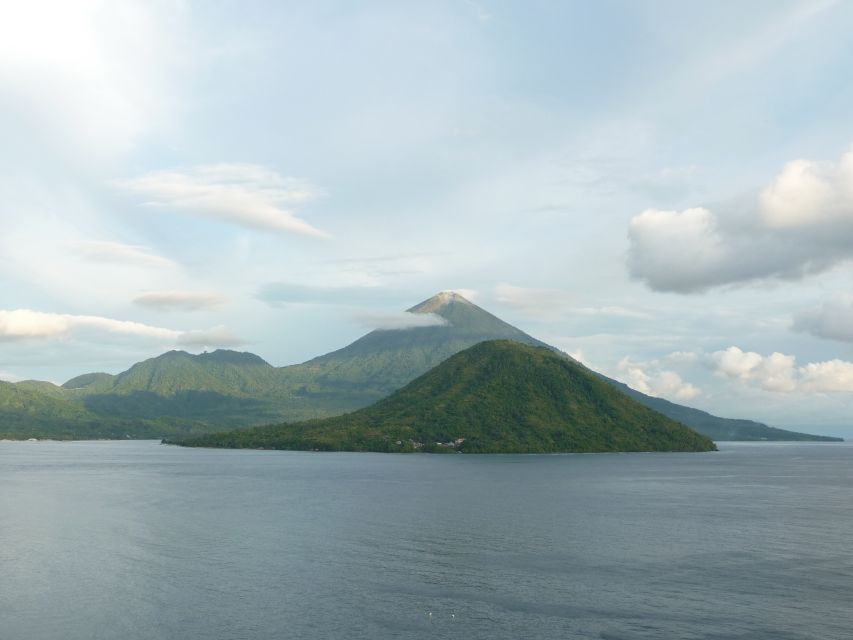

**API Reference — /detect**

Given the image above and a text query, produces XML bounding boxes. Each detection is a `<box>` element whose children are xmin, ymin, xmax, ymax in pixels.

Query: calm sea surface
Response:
<box><xmin>2</xmin><ymin>440</ymin><xmax>852</xmax><ymax>639</ymax></box>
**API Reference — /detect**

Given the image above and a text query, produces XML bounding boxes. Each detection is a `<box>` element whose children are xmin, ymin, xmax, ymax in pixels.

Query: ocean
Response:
<box><xmin>2</xmin><ymin>440</ymin><xmax>851</xmax><ymax>639</ymax></box>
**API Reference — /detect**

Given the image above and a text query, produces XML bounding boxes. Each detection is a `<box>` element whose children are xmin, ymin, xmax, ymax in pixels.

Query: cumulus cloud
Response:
<box><xmin>793</xmin><ymin>295</ymin><xmax>853</xmax><ymax>342</ymax></box>
<box><xmin>352</xmin><ymin>311</ymin><xmax>448</xmax><ymax>330</ymax></box>
<box><xmin>759</xmin><ymin>153</ymin><xmax>853</xmax><ymax>228</ymax></box>
<box><xmin>116</xmin><ymin>164</ymin><xmax>327</xmax><ymax>237</ymax></box>
<box><xmin>134</xmin><ymin>290</ymin><xmax>227</xmax><ymax>312</ymax></box>
<box><xmin>628</xmin><ymin>146</ymin><xmax>853</xmax><ymax>293</ymax></box>
<box><xmin>617</xmin><ymin>357</ymin><xmax>701</xmax><ymax>401</ymax></box>
<box><xmin>0</xmin><ymin>309</ymin><xmax>242</xmax><ymax>347</ymax></box>
<box><xmin>710</xmin><ymin>346</ymin><xmax>853</xmax><ymax>393</ymax></box>
<box><xmin>711</xmin><ymin>346</ymin><xmax>796</xmax><ymax>392</ymax></box>
<box><xmin>71</xmin><ymin>240</ymin><xmax>176</xmax><ymax>269</ymax></box>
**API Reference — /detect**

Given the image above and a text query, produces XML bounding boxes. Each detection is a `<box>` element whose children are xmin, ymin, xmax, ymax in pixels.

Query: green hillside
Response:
<box><xmin>170</xmin><ymin>341</ymin><xmax>717</xmax><ymax>453</ymax></box>
<box><xmin>0</xmin><ymin>380</ymin><xmax>211</xmax><ymax>440</ymax></box>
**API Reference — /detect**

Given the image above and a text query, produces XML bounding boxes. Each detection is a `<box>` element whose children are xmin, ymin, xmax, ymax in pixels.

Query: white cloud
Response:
<box><xmin>116</xmin><ymin>164</ymin><xmax>328</xmax><ymax>237</ymax></box>
<box><xmin>0</xmin><ymin>309</ymin><xmax>177</xmax><ymax>342</ymax></box>
<box><xmin>0</xmin><ymin>309</ymin><xmax>242</xmax><ymax>348</ymax></box>
<box><xmin>71</xmin><ymin>240</ymin><xmax>176</xmax><ymax>269</ymax></box>
<box><xmin>799</xmin><ymin>360</ymin><xmax>853</xmax><ymax>392</ymax></box>
<box><xmin>711</xmin><ymin>346</ymin><xmax>796</xmax><ymax>392</ymax></box>
<box><xmin>352</xmin><ymin>311</ymin><xmax>448</xmax><ymax>330</ymax></box>
<box><xmin>617</xmin><ymin>356</ymin><xmax>701</xmax><ymax>401</ymax></box>
<box><xmin>627</xmin><ymin>207</ymin><xmax>731</xmax><ymax>293</ymax></box>
<box><xmin>663</xmin><ymin>350</ymin><xmax>701</xmax><ymax>366</ymax></box>
<box><xmin>710</xmin><ymin>346</ymin><xmax>853</xmax><ymax>393</ymax></box>
<box><xmin>628</xmin><ymin>146</ymin><xmax>853</xmax><ymax>293</ymax></box>
<box><xmin>134</xmin><ymin>290</ymin><xmax>227</xmax><ymax>312</ymax></box>
<box><xmin>759</xmin><ymin>158</ymin><xmax>839</xmax><ymax>227</ymax></box>
<box><xmin>0</xmin><ymin>371</ymin><xmax>23</xmax><ymax>383</ymax></box>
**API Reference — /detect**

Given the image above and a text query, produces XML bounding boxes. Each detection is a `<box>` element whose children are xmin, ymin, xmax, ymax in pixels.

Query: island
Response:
<box><xmin>165</xmin><ymin>340</ymin><xmax>717</xmax><ymax>453</ymax></box>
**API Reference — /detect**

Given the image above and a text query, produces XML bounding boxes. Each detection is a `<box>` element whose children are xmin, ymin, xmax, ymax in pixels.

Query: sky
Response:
<box><xmin>2</xmin><ymin>0</ymin><xmax>853</xmax><ymax>436</ymax></box>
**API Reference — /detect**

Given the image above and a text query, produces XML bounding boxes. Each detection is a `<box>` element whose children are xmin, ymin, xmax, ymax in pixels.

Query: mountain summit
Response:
<box><xmin>407</xmin><ymin>291</ymin><xmax>543</xmax><ymax>336</ymax></box>
<box><xmin>408</xmin><ymin>290</ymin><xmax>469</xmax><ymax>312</ymax></box>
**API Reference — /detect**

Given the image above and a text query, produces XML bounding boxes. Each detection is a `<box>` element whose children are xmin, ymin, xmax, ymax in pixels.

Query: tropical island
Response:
<box><xmin>165</xmin><ymin>340</ymin><xmax>717</xmax><ymax>453</ymax></box>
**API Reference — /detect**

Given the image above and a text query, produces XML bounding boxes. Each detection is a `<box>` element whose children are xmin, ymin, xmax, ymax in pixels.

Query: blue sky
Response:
<box><xmin>3</xmin><ymin>0</ymin><xmax>853</xmax><ymax>436</ymax></box>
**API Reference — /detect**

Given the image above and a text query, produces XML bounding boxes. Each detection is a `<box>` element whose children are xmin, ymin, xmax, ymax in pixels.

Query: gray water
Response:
<box><xmin>2</xmin><ymin>441</ymin><xmax>852</xmax><ymax>640</ymax></box>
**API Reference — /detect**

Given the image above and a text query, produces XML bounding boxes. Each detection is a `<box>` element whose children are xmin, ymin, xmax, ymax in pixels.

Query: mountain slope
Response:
<box><xmin>171</xmin><ymin>341</ymin><xmax>717</xmax><ymax>453</ymax></box>
<box><xmin>606</xmin><ymin>379</ymin><xmax>840</xmax><ymax>442</ymax></box>
<box><xmin>275</xmin><ymin>291</ymin><xmax>551</xmax><ymax>415</ymax></box>
<box><xmin>0</xmin><ymin>380</ymin><xmax>209</xmax><ymax>439</ymax></box>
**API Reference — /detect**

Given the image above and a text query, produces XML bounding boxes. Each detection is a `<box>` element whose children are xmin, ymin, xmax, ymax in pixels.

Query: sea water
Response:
<box><xmin>2</xmin><ymin>440</ymin><xmax>852</xmax><ymax>639</ymax></box>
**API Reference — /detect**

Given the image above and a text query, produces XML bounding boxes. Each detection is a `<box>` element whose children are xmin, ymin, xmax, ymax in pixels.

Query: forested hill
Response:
<box><xmin>169</xmin><ymin>341</ymin><xmax>717</xmax><ymax>454</ymax></box>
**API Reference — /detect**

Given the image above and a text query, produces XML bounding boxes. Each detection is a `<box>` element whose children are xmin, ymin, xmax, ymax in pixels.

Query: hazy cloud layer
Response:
<box><xmin>629</xmin><ymin>146</ymin><xmax>853</xmax><ymax>293</ymax></box>
<box><xmin>493</xmin><ymin>283</ymin><xmax>574</xmax><ymax>315</ymax></box>
<box><xmin>134</xmin><ymin>290</ymin><xmax>227</xmax><ymax>312</ymax></box>
<box><xmin>0</xmin><ymin>309</ymin><xmax>179</xmax><ymax>342</ymax></box>
<box><xmin>117</xmin><ymin>164</ymin><xmax>327</xmax><ymax>237</ymax></box>
<box><xmin>0</xmin><ymin>309</ymin><xmax>242</xmax><ymax>347</ymax></box>
<box><xmin>711</xmin><ymin>346</ymin><xmax>853</xmax><ymax>393</ymax></box>
<box><xmin>256</xmin><ymin>282</ymin><xmax>409</xmax><ymax>307</ymax></box>
<box><xmin>793</xmin><ymin>295</ymin><xmax>853</xmax><ymax>342</ymax></box>
<box><xmin>494</xmin><ymin>283</ymin><xmax>649</xmax><ymax>319</ymax></box>
<box><xmin>72</xmin><ymin>241</ymin><xmax>176</xmax><ymax>269</ymax></box>
<box><xmin>176</xmin><ymin>326</ymin><xmax>246</xmax><ymax>348</ymax></box>
<box><xmin>352</xmin><ymin>311</ymin><xmax>448</xmax><ymax>331</ymax></box>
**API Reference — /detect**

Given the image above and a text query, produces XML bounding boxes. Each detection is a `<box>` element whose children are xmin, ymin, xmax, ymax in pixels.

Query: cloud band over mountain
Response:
<box><xmin>0</xmin><ymin>309</ymin><xmax>243</xmax><ymax>347</ymax></box>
